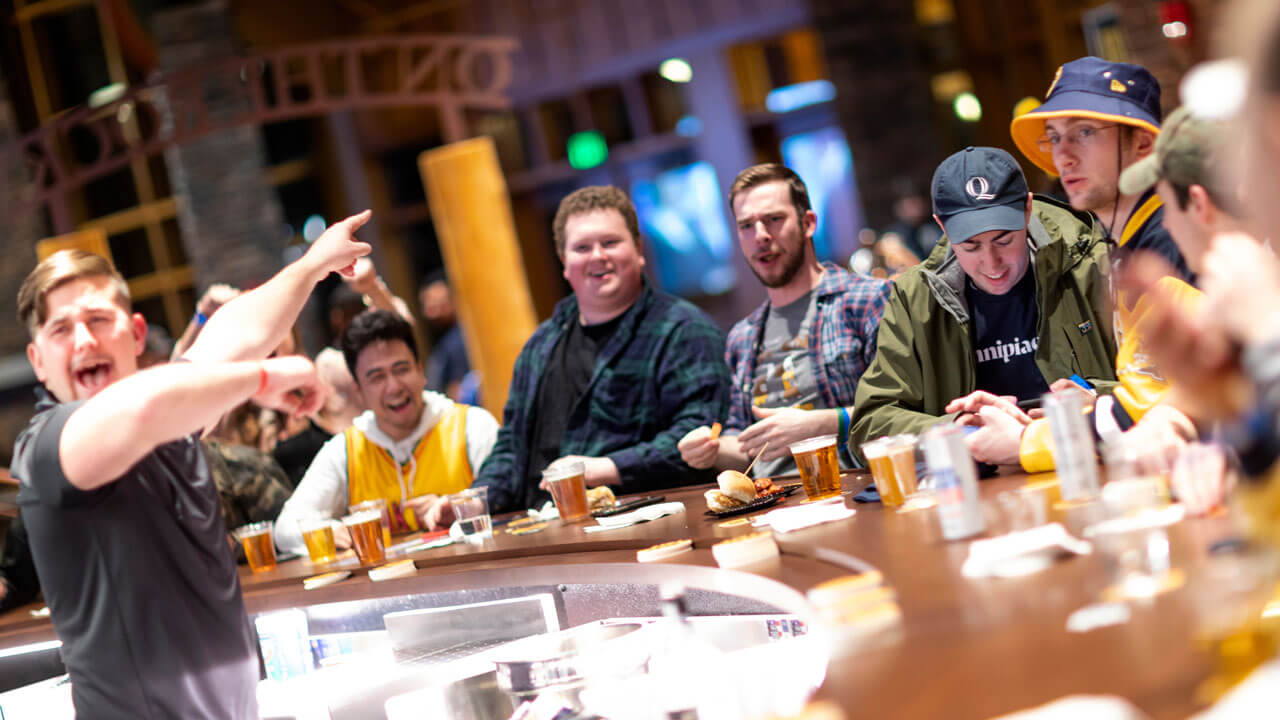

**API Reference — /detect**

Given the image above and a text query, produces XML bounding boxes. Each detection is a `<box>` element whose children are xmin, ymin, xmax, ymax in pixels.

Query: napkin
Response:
<box><xmin>584</xmin><ymin>502</ymin><xmax>686</xmax><ymax>532</ymax></box>
<box><xmin>750</xmin><ymin>498</ymin><xmax>855</xmax><ymax>533</ymax></box>
<box><xmin>962</xmin><ymin>523</ymin><xmax>1092</xmax><ymax>579</ymax></box>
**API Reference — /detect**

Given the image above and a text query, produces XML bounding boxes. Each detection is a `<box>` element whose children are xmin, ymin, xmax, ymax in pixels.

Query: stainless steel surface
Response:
<box><xmin>491</xmin><ymin>622</ymin><xmax>649</xmax><ymax>698</ymax></box>
<box><xmin>383</xmin><ymin>594</ymin><xmax>558</xmax><ymax>663</ymax></box>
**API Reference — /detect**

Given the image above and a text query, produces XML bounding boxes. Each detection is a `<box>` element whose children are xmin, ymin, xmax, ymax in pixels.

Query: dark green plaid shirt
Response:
<box><xmin>475</xmin><ymin>283</ymin><xmax>730</xmax><ymax>513</ymax></box>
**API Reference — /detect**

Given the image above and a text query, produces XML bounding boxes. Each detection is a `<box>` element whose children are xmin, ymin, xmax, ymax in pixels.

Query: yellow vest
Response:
<box><xmin>1110</xmin><ymin>194</ymin><xmax>1202</xmax><ymax>422</ymax></box>
<box><xmin>344</xmin><ymin>404</ymin><xmax>474</xmax><ymax>533</ymax></box>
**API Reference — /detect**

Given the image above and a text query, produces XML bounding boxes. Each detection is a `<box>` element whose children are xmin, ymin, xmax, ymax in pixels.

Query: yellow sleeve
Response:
<box><xmin>1114</xmin><ymin>277</ymin><xmax>1202</xmax><ymax>422</ymax></box>
<box><xmin>1018</xmin><ymin>418</ymin><xmax>1056</xmax><ymax>473</ymax></box>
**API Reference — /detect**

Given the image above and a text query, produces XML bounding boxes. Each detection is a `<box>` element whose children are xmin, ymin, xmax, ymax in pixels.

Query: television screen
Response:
<box><xmin>630</xmin><ymin>161</ymin><xmax>736</xmax><ymax>296</ymax></box>
<box><xmin>781</xmin><ymin>126</ymin><xmax>862</xmax><ymax>263</ymax></box>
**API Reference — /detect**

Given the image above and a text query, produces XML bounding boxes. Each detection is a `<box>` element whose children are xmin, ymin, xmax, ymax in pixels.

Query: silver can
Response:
<box><xmin>922</xmin><ymin>425</ymin><xmax>985</xmax><ymax>540</ymax></box>
<box><xmin>1042</xmin><ymin>390</ymin><xmax>1100</xmax><ymax>501</ymax></box>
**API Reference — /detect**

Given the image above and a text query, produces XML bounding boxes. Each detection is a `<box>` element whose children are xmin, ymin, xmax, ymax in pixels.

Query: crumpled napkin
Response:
<box><xmin>750</xmin><ymin>497</ymin><xmax>855</xmax><ymax>533</ymax></box>
<box><xmin>962</xmin><ymin>522</ymin><xmax>1092</xmax><ymax>579</ymax></box>
<box><xmin>584</xmin><ymin>502</ymin><xmax>686</xmax><ymax>532</ymax></box>
<box><xmin>1081</xmin><ymin>504</ymin><xmax>1186</xmax><ymax>538</ymax></box>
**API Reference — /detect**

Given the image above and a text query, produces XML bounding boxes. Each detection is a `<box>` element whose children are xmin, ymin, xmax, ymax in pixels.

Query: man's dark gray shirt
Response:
<box><xmin>12</xmin><ymin>393</ymin><xmax>258</xmax><ymax>719</ymax></box>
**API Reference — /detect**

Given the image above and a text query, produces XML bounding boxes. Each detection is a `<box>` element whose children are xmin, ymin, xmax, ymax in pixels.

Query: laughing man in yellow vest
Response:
<box><xmin>275</xmin><ymin>310</ymin><xmax>498</xmax><ymax>554</ymax></box>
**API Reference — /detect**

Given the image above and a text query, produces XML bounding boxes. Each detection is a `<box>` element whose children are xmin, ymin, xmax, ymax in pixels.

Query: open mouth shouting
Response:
<box><xmin>72</xmin><ymin>358</ymin><xmax>113</xmax><ymax>397</ymax></box>
<box><xmin>385</xmin><ymin>394</ymin><xmax>413</xmax><ymax>416</ymax></box>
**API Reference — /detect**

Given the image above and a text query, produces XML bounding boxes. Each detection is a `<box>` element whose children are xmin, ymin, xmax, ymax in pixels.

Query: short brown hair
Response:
<box><xmin>552</xmin><ymin>186</ymin><xmax>640</xmax><ymax>258</ymax></box>
<box><xmin>18</xmin><ymin>250</ymin><xmax>131</xmax><ymax>337</ymax></box>
<box><xmin>728</xmin><ymin>163</ymin><xmax>812</xmax><ymax>220</ymax></box>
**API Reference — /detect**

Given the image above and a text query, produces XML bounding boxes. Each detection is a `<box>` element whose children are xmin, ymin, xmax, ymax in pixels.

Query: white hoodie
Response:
<box><xmin>274</xmin><ymin>391</ymin><xmax>498</xmax><ymax>555</ymax></box>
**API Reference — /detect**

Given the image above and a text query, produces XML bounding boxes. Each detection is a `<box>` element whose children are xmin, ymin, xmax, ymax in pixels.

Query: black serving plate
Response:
<box><xmin>591</xmin><ymin>495</ymin><xmax>666</xmax><ymax>518</ymax></box>
<box><xmin>703</xmin><ymin>484</ymin><xmax>800</xmax><ymax>518</ymax></box>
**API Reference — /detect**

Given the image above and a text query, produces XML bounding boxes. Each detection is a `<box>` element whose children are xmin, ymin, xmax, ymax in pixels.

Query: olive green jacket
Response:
<box><xmin>849</xmin><ymin>196</ymin><xmax>1118</xmax><ymax>459</ymax></box>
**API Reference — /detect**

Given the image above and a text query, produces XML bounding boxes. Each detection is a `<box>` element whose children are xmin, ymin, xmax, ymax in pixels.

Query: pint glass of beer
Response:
<box><xmin>789</xmin><ymin>435</ymin><xmax>842</xmax><ymax>501</ymax></box>
<box><xmin>349</xmin><ymin>499</ymin><xmax>392</xmax><ymax>547</ymax></box>
<box><xmin>297</xmin><ymin>515</ymin><xmax>338</xmax><ymax>564</ymax></box>
<box><xmin>234</xmin><ymin>521</ymin><xmax>277</xmax><ymax>573</ymax></box>
<box><xmin>542</xmin><ymin>461</ymin><xmax>590</xmax><ymax>523</ymax></box>
<box><xmin>885</xmin><ymin>434</ymin><xmax>920</xmax><ymax>497</ymax></box>
<box><xmin>342</xmin><ymin>510</ymin><xmax>386</xmax><ymax>564</ymax></box>
<box><xmin>862</xmin><ymin>439</ymin><xmax>904</xmax><ymax>507</ymax></box>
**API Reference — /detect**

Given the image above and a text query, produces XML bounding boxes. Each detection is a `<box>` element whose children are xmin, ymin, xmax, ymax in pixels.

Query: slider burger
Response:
<box><xmin>587</xmin><ymin>486</ymin><xmax>616</xmax><ymax>512</ymax></box>
<box><xmin>705</xmin><ymin>470</ymin><xmax>757</xmax><ymax>512</ymax></box>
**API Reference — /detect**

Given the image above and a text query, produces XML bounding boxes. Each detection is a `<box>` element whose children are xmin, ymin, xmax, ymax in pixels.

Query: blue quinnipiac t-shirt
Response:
<box><xmin>966</xmin><ymin>270</ymin><xmax>1049</xmax><ymax>402</ymax></box>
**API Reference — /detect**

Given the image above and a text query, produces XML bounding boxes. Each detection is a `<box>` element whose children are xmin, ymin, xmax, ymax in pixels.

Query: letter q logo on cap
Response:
<box><xmin>965</xmin><ymin>176</ymin><xmax>996</xmax><ymax>201</ymax></box>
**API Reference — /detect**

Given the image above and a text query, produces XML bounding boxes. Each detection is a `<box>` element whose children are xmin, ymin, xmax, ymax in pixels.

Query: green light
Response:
<box><xmin>567</xmin><ymin>131</ymin><xmax>608</xmax><ymax>170</ymax></box>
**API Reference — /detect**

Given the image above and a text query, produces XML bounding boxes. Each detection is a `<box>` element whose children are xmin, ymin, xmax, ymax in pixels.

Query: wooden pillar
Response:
<box><xmin>419</xmin><ymin>138</ymin><xmax>537</xmax><ymax>421</ymax></box>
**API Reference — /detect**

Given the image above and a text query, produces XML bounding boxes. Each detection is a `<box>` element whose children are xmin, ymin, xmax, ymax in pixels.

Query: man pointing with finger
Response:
<box><xmin>680</xmin><ymin>164</ymin><xmax>891</xmax><ymax>477</ymax></box>
<box><xmin>12</xmin><ymin>210</ymin><xmax>373</xmax><ymax>719</ymax></box>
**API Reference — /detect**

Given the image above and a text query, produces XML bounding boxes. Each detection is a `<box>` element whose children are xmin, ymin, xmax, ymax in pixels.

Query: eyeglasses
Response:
<box><xmin>1036</xmin><ymin>124</ymin><xmax>1119</xmax><ymax>154</ymax></box>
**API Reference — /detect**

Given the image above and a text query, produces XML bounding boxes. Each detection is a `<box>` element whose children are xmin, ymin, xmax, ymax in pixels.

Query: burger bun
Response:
<box><xmin>704</xmin><ymin>489</ymin><xmax>746</xmax><ymax>513</ymax></box>
<box><xmin>717</xmin><ymin>470</ymin><xmax>757</xmax><ymax>504</ymax></box>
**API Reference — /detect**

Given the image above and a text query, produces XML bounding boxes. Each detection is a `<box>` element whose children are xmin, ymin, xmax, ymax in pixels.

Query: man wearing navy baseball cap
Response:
<box><xmin>1010</xmin><ymin>56</ymin><xmax>1200</xmax><ymax>451</ymax></box>
<box><xmin>850</xmin><ymin>147</ymin><xmax>1117</xmax><ymax>467</ymax></box>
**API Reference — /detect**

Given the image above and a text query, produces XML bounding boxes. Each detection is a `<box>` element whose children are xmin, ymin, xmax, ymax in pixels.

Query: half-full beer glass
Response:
<box><xmin>349</xmin><ymin>499</ymin><xmax>392</xmax><ymax>547</ymax></box>
<box><xmin>543</xmin><ymin>461</ymin><xmax>590</xmax><ymax>523</ymax></box>
<box><xmin>789</xmin><ymin>435</ymin><xmax>842</xmax><ymax>501</ymax></box>
<box><xmin>234</xmin><ymin>521</ymin><xmax>277</xmax><ymax>573</ymax></box>
<box><xmin>297</xmin><ymin>515</ymin><xmax>338</xmax><ymax>564</ymax></box>
<box><xmin>342</xmin><ymin>510</ymin><xmax>386</xmax><ymax>564</ymax></box>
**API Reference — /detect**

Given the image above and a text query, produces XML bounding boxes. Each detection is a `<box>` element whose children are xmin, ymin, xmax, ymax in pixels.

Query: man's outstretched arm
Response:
<box><xmin>58</xmin><ymin>356</ymin><xmax>322</xmax><ymax>491</ymax></box>
<box><xmin>184</xmin><ymin>210</ymin><xmax>372</xmax><ymax>364</ymax></box>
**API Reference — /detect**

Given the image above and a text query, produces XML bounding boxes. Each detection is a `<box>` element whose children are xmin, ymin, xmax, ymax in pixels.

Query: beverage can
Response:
<box><xmin>922</xmin><ymin>425</ymin><xmax>985</xmax><ymax>540</ymax></box>
<box><xmin>1042</xmin><ymin>390</ymin><xmax>1100</xmax><ymax>501</ymax></box>
<box><xmin>254</xmin><ymin>609</ymin><xmax>312</xmax><ymax>681</ymax></box>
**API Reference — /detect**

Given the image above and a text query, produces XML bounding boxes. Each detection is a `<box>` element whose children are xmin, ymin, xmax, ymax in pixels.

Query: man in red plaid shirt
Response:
<box><xmin>680</xmin><ymin>164</ymin><xmax>891</xmax><ymax>478</ymax></box>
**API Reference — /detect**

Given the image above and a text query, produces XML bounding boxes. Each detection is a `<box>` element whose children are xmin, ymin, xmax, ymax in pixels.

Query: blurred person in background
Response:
<box><xmin>419</xmin><ymin>270</ymin><xmax>471</xmax><ymax>401</ymax></box>
<box><xmin>884</xmin><ymin>177</ymin><xmax>942</xmax><ymax>263</ymax></box>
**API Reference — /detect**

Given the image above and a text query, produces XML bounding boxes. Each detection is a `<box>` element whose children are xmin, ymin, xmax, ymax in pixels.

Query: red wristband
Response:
<box><xmin>255</xmin><ymin>364</ymin><xmax>269</xmax><ymax>396</ymax></box>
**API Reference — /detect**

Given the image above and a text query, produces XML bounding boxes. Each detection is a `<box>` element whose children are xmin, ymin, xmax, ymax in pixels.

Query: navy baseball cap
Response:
<box><xmin>1011</xmin><ymin>56</ymin><xmax>1163</xmax><ymax>176</ymax></box>
<box><xmin>931</xmin><ymin>147</ymin><xmax>1028</xmax><ymax>243</ymax></box>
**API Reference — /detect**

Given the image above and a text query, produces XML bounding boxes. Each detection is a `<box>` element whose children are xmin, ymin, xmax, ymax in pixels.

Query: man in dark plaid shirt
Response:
<box><xmin>680</xmin><ymin>164</ymin><xmax>891</xmax><ymax>477</ymax></box>
<box><xmin>465</xmin><ymin>186</ymin><xmax>730</xmax><ymax>514</ymax></box>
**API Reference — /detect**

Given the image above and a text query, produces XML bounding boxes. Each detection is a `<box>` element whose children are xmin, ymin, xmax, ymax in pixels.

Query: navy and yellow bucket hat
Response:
<box><xmin>1011</xmin><ymin>56</ymin><xmax>1163</xmax><ymax>176</ymax></box>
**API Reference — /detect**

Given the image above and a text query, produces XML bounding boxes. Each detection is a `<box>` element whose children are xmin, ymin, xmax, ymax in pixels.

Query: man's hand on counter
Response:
<box><xmin>543</xmin><ymin>455</ymin><xmax>620</xmax><ymax>488</ymax></box>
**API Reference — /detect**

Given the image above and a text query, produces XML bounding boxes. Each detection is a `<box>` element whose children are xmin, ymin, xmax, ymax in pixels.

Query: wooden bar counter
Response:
<box><xmin>0</xmin><ymin>472</ymin><xmax>1240</xmax><ymax>719</ymax></box>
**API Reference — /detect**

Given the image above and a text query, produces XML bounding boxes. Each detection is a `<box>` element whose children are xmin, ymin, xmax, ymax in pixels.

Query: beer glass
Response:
<box><xmin>885</xmin><ymin>434</ymin><xmax>920</xmax><ymax>496</ymax></box>
<box><xmin>449</xmin><ymin>487</ymin><xmax>492</xmax><ymax>543</ymax></box>
<box><xmin>543</xmin><ymin>461</ymin><xmax>590</xmax><ymax>523</ymax></box>
<box><xmin>297</xmin><ymin>515</ymin><xmax>338</xmax><ymax>564</ymax></box>
<box><xmin>342</xmin><ymin>510</ymin><xmax>387</xmax><ymax>564</ymax></box>
<box><xmin>790</xmin><ymin>435</ymin><xmax>842</xmax><ymax>501</ymax></box>
<box><xmin>861</xmin><ymin>438</ymin><xmax>903</xmax><ymax>507</ymax></box>
<box><xmin>349</xmin><ymin>499</ymin><xmax>392</xmax><ymax>547</ymax></box>
<box><xmin>234</xmin><ymin>521</ymin><xmax>277</xmax><ymax>573</ymax></box>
